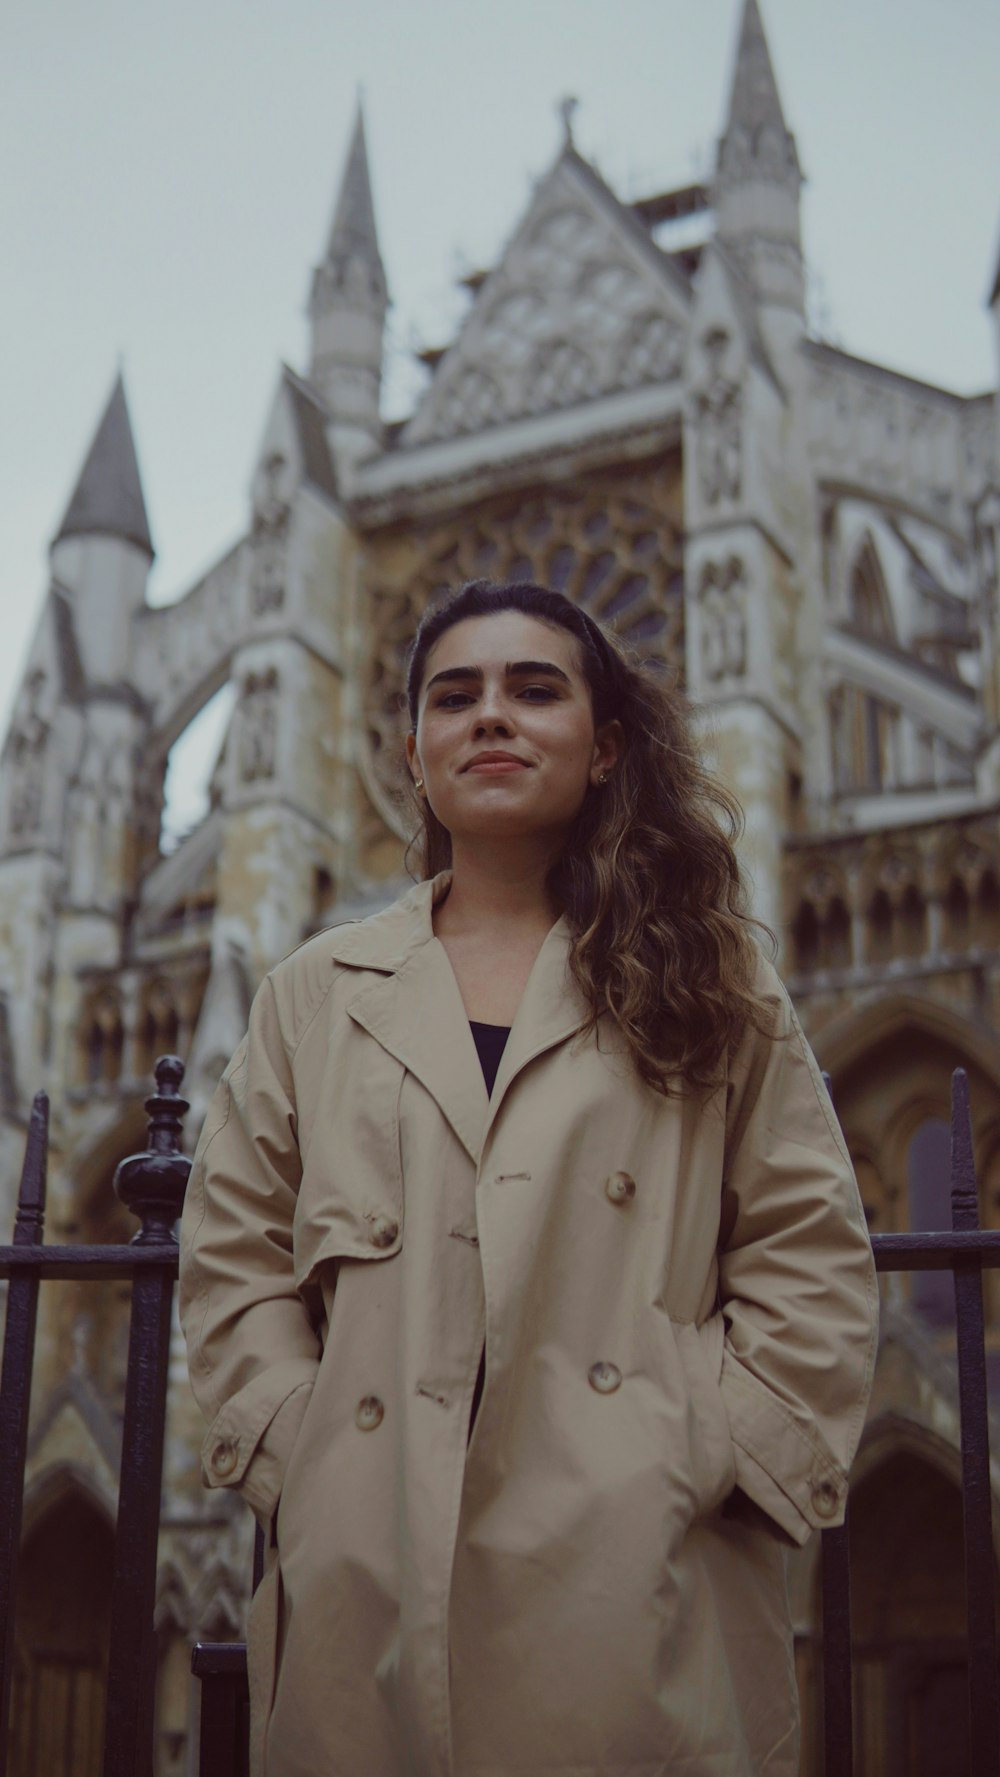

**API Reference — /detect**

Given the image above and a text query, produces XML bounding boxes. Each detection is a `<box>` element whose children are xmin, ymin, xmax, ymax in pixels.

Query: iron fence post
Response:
<box><xmin>949</xmin><ymin>1067</ymin><xmax>1000</xmax><ymax>1775</ymax></box>
<box><xmin>101</xmin><ymin>1058</ymin><xmax>190</xmax><ymax>1777</ymax></box>
<box><xmin>0</xmin><ymin>1094</ymin><xmax>48</xmax><ymax>1777</ymax></box>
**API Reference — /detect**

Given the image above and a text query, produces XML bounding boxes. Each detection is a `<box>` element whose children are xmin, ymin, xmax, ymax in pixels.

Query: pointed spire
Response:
<box><xmin>726</xmin><ymin>0</ymin><xmax>788</xmax><ymax>136</ymax></box>
<box><xmin>717</xmin><ymin>0</ymin><xmax>801</xmax><ymax>190</ymax></box>
<box><xmin>308</xmin><ymin>102</ymin><xmax>389</xmax><ymax>451</ymax></box>
<box><xmin>713</xmin><ymin>0</ymin><xmax>804</xmax><ymax>350</ymax></box>
<box><xmin>558</xmin><ymin>96</ymin><xmax>579</xmax><ymax>151</ymax></box>
<box><xmin>53</xmin><ymin>373</ymin><xmax>154</xmax><ymax>558</ymax></box>
<box><xmin>318</xmin><ymin>102</ymin><xmax>387</xmax><ymax>302</ymax></box>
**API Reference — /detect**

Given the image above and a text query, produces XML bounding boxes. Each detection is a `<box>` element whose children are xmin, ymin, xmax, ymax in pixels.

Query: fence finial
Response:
<box><xmin>113</xmin><ymin>1056</ymin><xmax>191</xmax><ymax>1244</ymax></box>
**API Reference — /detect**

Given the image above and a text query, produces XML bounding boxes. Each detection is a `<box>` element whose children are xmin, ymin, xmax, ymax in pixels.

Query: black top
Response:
<box><xmin>467</xmin><ymin>1021</ymin><xmax>511</xmax><ymax>1439</ymax></box>
<box><xmin>469</xmin><ymin>1020</ymin><xmax>511</xmax><ymax>1098</ymax></box>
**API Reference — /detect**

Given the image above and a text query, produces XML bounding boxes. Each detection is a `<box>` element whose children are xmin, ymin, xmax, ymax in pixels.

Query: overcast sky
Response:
<box><xmin>3</xmin><ymin>0</ymin><xmax>999</xmax><ymax>806</ymax></box>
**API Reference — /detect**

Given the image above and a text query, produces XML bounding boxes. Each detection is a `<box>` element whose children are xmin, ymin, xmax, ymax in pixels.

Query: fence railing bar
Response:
<box><xmin>950</xmin><ymin>1067</ymin><xmax>1000</xmax><ymax>1776</ymax></box>
<box><xmin>871</xmin><ymin>1230</ymin><xmax>1000</xmax><ymax>1270</ymax></box>
<box><xmin>101</xmin><ymin>1058</ymin><xmax>191</xmax><ymax>1777</ymax></box>
<box><xmin>0</xmin><ymin>1245</ymin><xmax>181</xmax><ymax>1281</ymax></box>
<box><xmin>821</xmin><ymin>1517</ymin><xmax>854</xmax><ymax>1777</ymax></box>
<box><xmin>0</xmin><ymin>1091</ymin><xmax>48</xmax><ymax>1777</ymax></box>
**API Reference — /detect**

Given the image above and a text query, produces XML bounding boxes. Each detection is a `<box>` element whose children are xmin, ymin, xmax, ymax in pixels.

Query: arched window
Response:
<box><xmin>975</xmin><ymin>872</ymin><xmax>1000</xmax><ymax>948</ymax></box>
<box><xmin>792</xmin><ymin>897</ymin><xmax>852</xmax><ymax>975</ymax></box>
<box><xmin>79</xmin><ymin>991</ymin><xmax>124</xmax><ymax>1086</ymax></box>
<box><xmin>830</xmin><ymin>683</ymin><xmax>897</xmax><ymax>794</ymax></box>
<box><xmin>849</xmin><ymin>537</ymin><xmax>894</xmax><ymax>641</ymax></box>
<box><xmin>942</xmin><ymin>876</ymin><xmax>970</xmax><ymax>950</ymax></box>
<box><xmin>867</xmin><ymin>890</ymin><xmax>893</xmax><ymax>965</ymax></box>
<box><xmin>791</xmin><ymin>901</ymin><xmax>820</xmax><ymax>974</ymax></box>
<box><xmin>9</xmin><ymin>1493</ymin><xmax>114</xmax><ymax>1777</ymax></box>
<box><xmin>822</xmin><ymin>898</ymin><xmax>852</xmax><ymax>971</ymax></box>
<box><xmin>135</xmin><ymin>982</ymin><xmax>180</xmax><ymax>1078</ymax></box>
<box><xmin>831</xmin><ymin>1452</ymin><xmax>989</xmax><ymax>1777</ymax></box>
<box><xmin>897</xmin><ymin>884</ymin><xmax>927</xmax><ymax>959</ymax></box>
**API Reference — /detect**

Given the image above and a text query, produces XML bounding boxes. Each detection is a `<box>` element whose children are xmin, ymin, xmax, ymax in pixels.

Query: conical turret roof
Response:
<box><xmin>53</xmin><ymin>373</ymin><xmax>154</xmax><ymax>558</ymax></box>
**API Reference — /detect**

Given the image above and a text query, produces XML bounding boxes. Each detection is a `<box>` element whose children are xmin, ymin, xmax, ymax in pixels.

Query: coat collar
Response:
<box><xmin>330</xmin><ymin>873</ymin><xmax>589</xmax><ymax>1166</ymax></box>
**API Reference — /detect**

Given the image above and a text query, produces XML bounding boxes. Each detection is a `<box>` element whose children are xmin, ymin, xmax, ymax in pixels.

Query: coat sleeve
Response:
<box><xmin>717</xmin><ymin>957</ymin><xmax>878</xmax><ymax>1547</ymax></box>
<box><xmin>179</xmin><ymin>971</ymin><xmax>321</xmax><ymax>1527</ymax></box>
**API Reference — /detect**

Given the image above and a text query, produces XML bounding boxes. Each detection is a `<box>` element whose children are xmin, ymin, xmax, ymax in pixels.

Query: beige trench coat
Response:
<box><xmin>179</xmin><ymin>872</ymin><xmax>878</xmax><ymax>1777</ymax></box>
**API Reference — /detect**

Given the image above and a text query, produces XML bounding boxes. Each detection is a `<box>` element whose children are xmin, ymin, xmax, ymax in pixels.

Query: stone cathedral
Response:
<box><xmin>1</xmin><ymin>1</ymin><xmax>998</xmax><ymax>1771</ymax></box>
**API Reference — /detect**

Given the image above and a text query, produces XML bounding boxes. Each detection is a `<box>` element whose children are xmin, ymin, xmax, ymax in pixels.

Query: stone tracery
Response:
<box><xmin>786</xmin><ymin>814</ymin><xmax>1000</xmax><ymax>981</ymax></box>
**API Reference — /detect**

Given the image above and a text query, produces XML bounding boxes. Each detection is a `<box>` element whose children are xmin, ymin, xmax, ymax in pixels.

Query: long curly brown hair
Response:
<box><xmin>404</xmin><ymin>580</ymin><xmax>774</xmax><ymax>1094</ymax></box>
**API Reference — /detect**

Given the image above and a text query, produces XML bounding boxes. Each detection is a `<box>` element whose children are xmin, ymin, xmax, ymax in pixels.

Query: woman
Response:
<box><xmin>179</xmin><ymin>580</ymin><xmax>877</xmax><ymax>1777</ymax></box>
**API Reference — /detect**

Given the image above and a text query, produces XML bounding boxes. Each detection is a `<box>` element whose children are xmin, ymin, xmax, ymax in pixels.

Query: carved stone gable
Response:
<box><xmin>404</xmin><ymin>153</ymin><xmax>690</xmax><ymax>447</ymax></box>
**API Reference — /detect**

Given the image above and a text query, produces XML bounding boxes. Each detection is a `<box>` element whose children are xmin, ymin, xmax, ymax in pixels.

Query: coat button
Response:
<box><xmin>588</xmin><ymin>1361</ymin><xmax>622</xmax><ymax>1394</ymax></box>
<box><xmin>812</xmin><ymin>1479</ymin><xmax>840</xmax><ymax>1519</ymax></box>
<box><xmin>604</xmin><ymin>1171</ymin><xmax>636</xmax><ymax>1205</ymax></box>
<box><xmin>210</xmin><ymin>1440</ymin><xmax>238</xmax><ymax>1477</ymax></box>
<box><xmin>355</xmin><ymin>1395</ymin><xmax>385</xmax><ymax>1431</ymax></box>
<box><xmin>369</xmin><ymin>1215</ymin><xmax>399</xmax><ymax>1249</ymax></box>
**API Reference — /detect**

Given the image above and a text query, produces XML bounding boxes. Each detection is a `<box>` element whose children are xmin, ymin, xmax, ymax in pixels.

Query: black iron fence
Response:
<box><xmin>0</xmin><ymin>1061</ymin><xmax>191</xmax><ymax>1777</ymax></box>
<box><xmin>0</xmin><ymin>1061</ymin><xmax>997</xmax><ymax>1777</ymax></box>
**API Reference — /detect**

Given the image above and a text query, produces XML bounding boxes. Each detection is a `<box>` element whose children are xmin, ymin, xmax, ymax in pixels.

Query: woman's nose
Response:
<box><xmin>473</xmin><ymin>709</ymin><xmax>513</xmax><ymax>735</ymax></box>
<box><xmin>473</xmin><ymin>693</ymin><xmax>513</xmax><ymax>734</ymax></box>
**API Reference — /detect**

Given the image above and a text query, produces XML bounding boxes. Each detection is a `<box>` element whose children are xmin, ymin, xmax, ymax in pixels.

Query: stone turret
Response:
<box><xmin>713</xmin><ymin>0</ymin><xmax>804</xmax><ymax>363</ymax></box>
<box><xmin>0</xmin><ymin>375</ymin><xmax>158</xmax><ymax>1099</ymax></box>
<box><xmin>50</xmin><ymin>373</ymin><xmax>153</xmax><ymax>684</ymax></box>
<box><xmin>308</xmin><ymin>105</ymin><xmax>389</xmax><ymax>466</ymax></box>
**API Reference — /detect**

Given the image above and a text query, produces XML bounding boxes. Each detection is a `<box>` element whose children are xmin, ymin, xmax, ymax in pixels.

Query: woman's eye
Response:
<box><xmin>518</xmin><ymin>685</ymin><xmax>557</xmax><ymax>701</ymax></box>
<box><xmin>435</xmin><ymin>692</ymin><xmax>474</xmax><ymax>709</ymax></box>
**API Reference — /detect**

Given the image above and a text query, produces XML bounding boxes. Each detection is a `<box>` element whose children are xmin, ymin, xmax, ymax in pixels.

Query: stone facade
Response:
<box><xmin>1</xmin><ymin>3</ymin><xmax>998</xmax><ymax>1770</ymax></box>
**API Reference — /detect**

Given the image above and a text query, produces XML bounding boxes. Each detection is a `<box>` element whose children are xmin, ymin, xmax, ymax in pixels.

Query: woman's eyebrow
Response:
<box><xmin>424</xmin><ymin>660</ymin><xmax>572</xmax><ymax>693</ymax></box>
<box><xmin>506</xmin><ymin>660</ymin><xmax>572</xmax><ymax>683</ymax></box>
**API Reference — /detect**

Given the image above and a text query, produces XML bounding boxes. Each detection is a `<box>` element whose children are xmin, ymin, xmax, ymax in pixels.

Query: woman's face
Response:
<box><xmin>406</xmin><ymin>611</ymin><xmax>621</xmax><ymax>848</ymax></box>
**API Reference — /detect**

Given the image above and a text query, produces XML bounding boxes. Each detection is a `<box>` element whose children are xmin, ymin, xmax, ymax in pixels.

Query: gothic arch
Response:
<box><xmin>76</xmin><ymin>986</ymin><xmax>125</xmax><ymax>1088</ymax></box>
<box><xmin>848</xmin><ymin>532</ymin><xmax>895</xmax><ymax>642</ymax></box>
<box><xmin>792</xmin><ymin>1420</ymin><xmax>995</xmax><ymax>1776</ymax></box>
<box><xmin>21</xmin><ymin>1459</ymin><xmax>115</xmax><ymax>1545</ymax></box>
<box><xmin>815</xmin><ymin>993</ymin><xmax>1000</xmax><ymax>1249</ymax></box>
<box><xmin>791</xmin><ymin>1412</ymin><xmax>970</xmax><ymax>1619</ymax></box>
<box><xmin>816</xmin><ymin>991</ymin><xmax>1000</xmax><ymax>1094</ymax></box>
<box><xmin>71</xmin><ymin>1103</ymin><xmax>149</xmax><ymax>1236</ymax></box>
<box><xmin>10</xmin><ymin>1483</ymin><xmax>116</xmax><ymax>1777</ymax></box>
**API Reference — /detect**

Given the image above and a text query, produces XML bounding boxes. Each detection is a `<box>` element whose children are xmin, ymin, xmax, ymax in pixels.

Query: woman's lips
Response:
<box><xmin>465</xmin><ymin>759</ymin><xmax>530</xmax><ymax>774</ymax></box>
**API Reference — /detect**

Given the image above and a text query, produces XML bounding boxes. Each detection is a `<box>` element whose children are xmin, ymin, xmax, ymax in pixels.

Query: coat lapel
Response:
<box><xmin>482</xmin><ymin>917</ymin><xmax>588</xmax><ymax>1146</ymax></box>
<box><xmin>332</xmin><ymin>873</ymin><xmax>589</xmax><ymax>1168</ymax></box>
<box><xmin>345</xmin><ymin>935</ymin><xmax>489</xmax><ymax>1165</ymax></box>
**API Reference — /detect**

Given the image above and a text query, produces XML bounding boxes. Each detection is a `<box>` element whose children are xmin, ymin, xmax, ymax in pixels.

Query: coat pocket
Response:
<box><xmin>673</xmin><ymin>1313</ymin><xmax>737</xmax><ymax>1519</ymax></box>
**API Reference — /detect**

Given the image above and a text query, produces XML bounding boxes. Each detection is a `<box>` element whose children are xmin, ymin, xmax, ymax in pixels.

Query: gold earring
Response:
<box><xmin>414</xmin><ymin>777</ymin><xmax>425</xmax><ymax>792</ymax></box>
